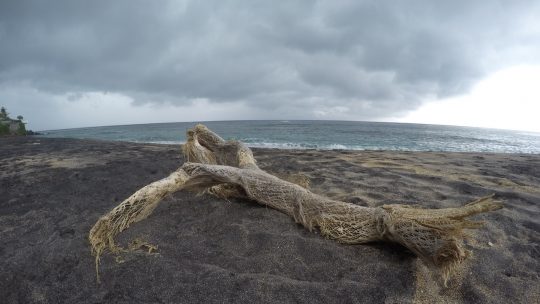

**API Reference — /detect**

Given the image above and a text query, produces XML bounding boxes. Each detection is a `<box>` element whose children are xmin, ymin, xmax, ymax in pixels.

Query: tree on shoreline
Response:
<box><xmin>0</xmin><ymin>106</ymin><xmax>28</xmax><ymax>136</ymax></box>
<box><xmin>0</xmin><ymin>106</ymin><xmax>7</xmax><ymax>118</ymax></box>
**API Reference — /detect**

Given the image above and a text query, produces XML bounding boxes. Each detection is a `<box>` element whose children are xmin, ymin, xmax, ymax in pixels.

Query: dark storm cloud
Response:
<box><xmin>1</xmin><ymin>0</ymin><xmax>539</xmax><ymax>119</ymax></box>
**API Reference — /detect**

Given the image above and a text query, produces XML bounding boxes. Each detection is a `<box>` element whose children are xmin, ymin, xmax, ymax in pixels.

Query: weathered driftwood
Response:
<box><xmin>89</xmin><ymin>124</ymin><xmax>502</xmax><ymax>284</ymax></box>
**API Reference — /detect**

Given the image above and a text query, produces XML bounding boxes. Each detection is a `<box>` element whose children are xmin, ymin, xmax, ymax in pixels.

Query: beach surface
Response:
<box><xmin>1</xmin><ymin>137</ymin><xmax>539</xmax><ymax>303</ymax></box>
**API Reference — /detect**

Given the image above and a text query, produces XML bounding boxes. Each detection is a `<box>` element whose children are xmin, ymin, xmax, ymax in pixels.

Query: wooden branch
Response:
<box><xmin>89</xmin><ymin>124</ymin><xmax>502</xmax><ymax>285</ymax></box>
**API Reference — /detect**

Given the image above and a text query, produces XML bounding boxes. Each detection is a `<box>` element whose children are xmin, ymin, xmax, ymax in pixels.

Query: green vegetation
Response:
<box><xmin>17</xmin><ymin>121</ymin><xmax>27</xmax><ymax>135</ymax></box>
<box><xmin>0</xmin><ymin>106</ymin><xmax>29</xmax><ymax>136</ymax></box>
<box><xmin>0</xmin><ymin>123</ymin><xmax>9</xmax><ymax>134</ymax></box>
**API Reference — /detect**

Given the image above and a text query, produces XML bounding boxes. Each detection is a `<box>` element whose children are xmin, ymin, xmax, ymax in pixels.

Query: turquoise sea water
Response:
<box><xmin>40</xmin><ymin>120</ymin><xmax>540</xmax><ymax>154</ymax></box>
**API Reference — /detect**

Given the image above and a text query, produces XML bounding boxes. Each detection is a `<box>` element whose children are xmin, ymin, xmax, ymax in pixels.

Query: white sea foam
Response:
<box><xmin>247</xmin><ymin>142</ymin><xmax>362</xmax><ymax>150</ymax></box>
<box><xmin>327</xmin><ymin>144</ymin><xmax>348</xmax><ymax>150</ymax></box>
<box><xmin>246</xmin><ymin>142</ymin><xmax>311</xmax><ymax>149</ymax></box>
<box><xmin>141</xmin><ymin>140</ymin><xmax>185</xmax><ymax>145</ymax></box>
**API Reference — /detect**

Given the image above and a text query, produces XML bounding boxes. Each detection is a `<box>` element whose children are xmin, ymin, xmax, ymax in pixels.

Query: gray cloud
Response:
<box><xmin>1</xmin><ymin>0</ymin><xmax>539</xmax><ymax>123</ymax></box>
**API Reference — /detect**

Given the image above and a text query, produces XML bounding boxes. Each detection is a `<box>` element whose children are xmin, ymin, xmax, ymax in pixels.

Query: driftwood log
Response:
<box><xmin>89</xmin><ymin>124</ymin><xmax>502</xmax><ymax>284</ymax></box>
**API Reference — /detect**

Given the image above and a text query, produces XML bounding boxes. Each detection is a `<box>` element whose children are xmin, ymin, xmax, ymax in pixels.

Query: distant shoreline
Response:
<box><xmin>36</xmin><ymin>121</ymin><xmax>540</xmax><ymax>154</ymax></box>
<box><xmin>24</xmin><ymin>135</ymin><xmax>537</xmax><ymax>155</ymax></box>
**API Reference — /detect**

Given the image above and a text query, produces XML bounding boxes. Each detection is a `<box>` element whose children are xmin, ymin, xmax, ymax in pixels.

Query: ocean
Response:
<box><xmin>40</xmin><ymin>120</ymin><xmax>540</xmax><ymax>154</ymax></box>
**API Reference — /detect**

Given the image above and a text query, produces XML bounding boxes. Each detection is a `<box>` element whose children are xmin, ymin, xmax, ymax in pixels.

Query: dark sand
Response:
<box><xmin>1</xmin><ymin>137</ymin><xmax>539</xmax><ymax>303</ymax></box>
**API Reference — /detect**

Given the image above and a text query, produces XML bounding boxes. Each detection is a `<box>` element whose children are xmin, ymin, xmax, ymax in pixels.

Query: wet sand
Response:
<box><xmin>1</xmin><ymin>137</ymin><xmax>539</xmax><ymax>303</ymax></box>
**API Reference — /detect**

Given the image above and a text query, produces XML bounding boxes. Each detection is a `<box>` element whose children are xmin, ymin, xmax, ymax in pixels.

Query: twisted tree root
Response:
<box><xmin>89</xmin><ymin>124</ymin><xmax>502</xmax><ymax>284</ymax></box>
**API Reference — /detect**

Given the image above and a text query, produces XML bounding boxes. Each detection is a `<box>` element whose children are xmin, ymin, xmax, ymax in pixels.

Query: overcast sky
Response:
<box><xmin>1</xmin><ymin>1</ymin><xmax>539</xmax><ymax>131</ymax></box>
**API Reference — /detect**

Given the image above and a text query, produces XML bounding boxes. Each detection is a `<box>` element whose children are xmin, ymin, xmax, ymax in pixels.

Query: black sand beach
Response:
<box><xmin>1</xmin><ymin>137</ymin><xmax>539</xmax><ymax>303</ymax></box>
